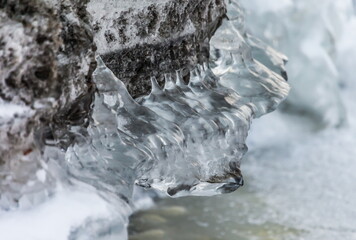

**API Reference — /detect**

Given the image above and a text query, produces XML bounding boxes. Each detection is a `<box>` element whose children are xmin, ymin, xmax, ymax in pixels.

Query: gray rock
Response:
<box><xmin>0</xmin><ymin>0</ymin><xmax>96</xmax><ymax>207</ymax></box>
<box><xmin>88</xmin><ymin>0</ymin><xmax>226</xmax><ymax>97</ymax></box>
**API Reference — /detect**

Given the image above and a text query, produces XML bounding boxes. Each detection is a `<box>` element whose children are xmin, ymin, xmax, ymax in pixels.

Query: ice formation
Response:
<box><xmin>1</xmin><ymin>0</ymin><xmax>289</xmax><ymax>239</ymax></box>
<box><xmin>240</xmin><ymin>0</ymin><xmax>355</xmax><ymax>127</ymax></box>
<box><xmin>63</xmin><ymin>2</ymin><xmax>289</xmax><ymax>238</ymax></box>
<box><xmin>127</xmin><ymin>1</ymin><xmax>356</xmax><ymax>239</ymax></box>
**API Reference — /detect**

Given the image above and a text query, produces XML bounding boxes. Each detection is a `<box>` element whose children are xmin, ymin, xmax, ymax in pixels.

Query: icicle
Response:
<box><xmin>164</xmin><ymin>73</ymin><xmax>175</xmax><ymax>90</ymax></box>
<box><xmin>175</xmin><ymin>70</ymin><xmax>184</xmax><ymax>86</ymax></box>
<box><xmin>150</xmin><ymin>76</ymin><xmax>162</xmax><ymax>94</ymax></box>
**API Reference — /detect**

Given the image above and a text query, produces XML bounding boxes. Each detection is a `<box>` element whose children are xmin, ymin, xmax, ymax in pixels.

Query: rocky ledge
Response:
<box><xmin>90</xmin><ymin>0</ymin><xmax>226</xmax><ymax>97</ymax></box>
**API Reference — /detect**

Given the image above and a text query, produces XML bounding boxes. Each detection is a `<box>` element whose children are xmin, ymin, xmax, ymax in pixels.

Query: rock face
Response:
<box><xmin>0</xmin><ymin>0</ymin><xmax>226</xmax><ymax>207</ymax></box>
<box><xmin>88</xmin><ymin>0</ymin><xmax>226</xmax><ymax>97</ymax></box>
<box><xmin>0</xmin><ymin>0</ymin><xmax>96</xmax><ymax>207</ymax></box>
<box><xmin>0</xmin><ymin>1</ymin><xmax>62</xmax><ymax>207</ymax></box>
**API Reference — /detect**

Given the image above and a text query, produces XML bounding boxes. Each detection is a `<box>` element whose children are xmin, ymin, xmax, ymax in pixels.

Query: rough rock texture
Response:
<box><xmin>1</xmin><ymin>0</ymin><xmax>62</xmax><ymax>207</ymax></box>
<box><xmin>89</xmin><ymin>0</ymin><xmax>227</xmax><ymax>97</ymax></box>
<box><xmin>0</xmin><ymin>0</ymin><xmax>96</xmax><ymax>207</ymax></box>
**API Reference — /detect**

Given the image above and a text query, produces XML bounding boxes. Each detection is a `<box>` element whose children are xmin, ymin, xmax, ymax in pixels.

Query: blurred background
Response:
<box><xmin>128</xmin><ymin>0</ymin><xmax>356</xmax><ymax>239</ymax></box>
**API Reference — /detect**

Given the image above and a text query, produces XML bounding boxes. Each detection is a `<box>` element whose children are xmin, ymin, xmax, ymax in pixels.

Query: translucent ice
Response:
<box><xmin>240</xmin><ymin>0</ymin><xmax>355</xmax><ymax>127</ymax></box>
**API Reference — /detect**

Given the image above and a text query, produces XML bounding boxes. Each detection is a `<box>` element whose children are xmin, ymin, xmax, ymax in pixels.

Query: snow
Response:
<box><xmin>0</xmin><ymin>103</ymin><xmax>32</xmax><ymax>121</ymax></box>
<box><xmin>0</xmin><ymin>188</ymin><xmax>112</xmax><ymax>240</ymax></box>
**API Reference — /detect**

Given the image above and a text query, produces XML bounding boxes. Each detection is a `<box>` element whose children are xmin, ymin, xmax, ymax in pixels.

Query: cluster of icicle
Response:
<box><xmin>65</xmin><ymin>1</ymin><xmax>290</xmax><ymax>239</ymax></box>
